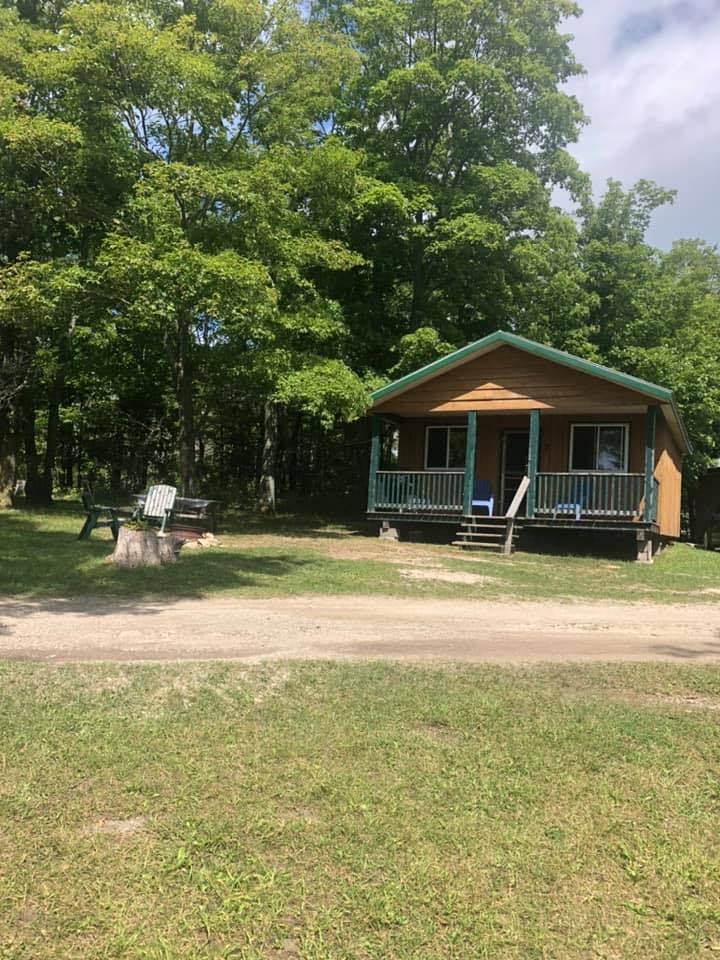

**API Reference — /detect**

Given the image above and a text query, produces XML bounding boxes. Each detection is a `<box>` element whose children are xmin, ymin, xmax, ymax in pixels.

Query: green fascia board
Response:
<box><xmin>370</xmin><ymin>330</ymin><xmax>674</xmax><ymax>404</ymax></box>
<box><xmin>669</xmin><ymin>398</ymin><xmax>693</xmax><ymax>454</ymax></box>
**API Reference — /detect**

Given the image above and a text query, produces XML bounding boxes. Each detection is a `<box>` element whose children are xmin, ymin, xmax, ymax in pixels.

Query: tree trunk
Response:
<box><xmin>685</xmin><ymin>476</ymin><xmax>696</xmax><ymax>542</ymax></box>
<box><xmin>409</xmin><ymin>212</ymin><xmax>427</xmax><ymax>326</ymax></box>
<box><xmin>44</xmin><ymin>388</ymin><xmax>60</xmax><ymax>489</ymax></box>
<box><xmin>21</xmin><ymin>393</ymin><xmax>52</xmax><ymax>506</ymax></box>
<box><xmin>257</xmin><ymin>401</ymin><xmax>278</xmax><ymax>513</ymax></box>
<box><xmin>21</xmin><ymin>393</ymin><xmax>39</xmax><ymax>485</ymax></box>
<box><xmin>0</xmin><ymin>326</ymin><xmax>19</xmax><ymax>508</ymax></box>
<box><xmin>176</xmin><ymin>318</ymin><xmax>196</xmax><ymax>497</ymax></box>
<box><xmin>111</xmin><ymin>526</ymin><xmax>178</xmax><ymax>568</ymax></box>
<box><xmin>0</xmin><ymin>408</ymin><xmax>15</xmax><ymax>508</ymax></box>
<box><xmin>39</xmin><ymin>317</ymin><xmax>74</xmax><ymax>504</ymax></box>
<box><xmin>286</xmin><ymin>412</ymin><xmax>302</xmax><ymax>491</ymax></box>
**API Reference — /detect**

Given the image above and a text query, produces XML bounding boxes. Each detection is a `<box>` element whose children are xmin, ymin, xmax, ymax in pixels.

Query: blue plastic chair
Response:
<box><xmin>553</xmin><ymin>477</ymin><xmax>592</xmax><ymax>521</ymax></box>
<box><xmin>472</xmin><ymin>480</ymin><xmax>494</xmax><ymax>516</ymax></box>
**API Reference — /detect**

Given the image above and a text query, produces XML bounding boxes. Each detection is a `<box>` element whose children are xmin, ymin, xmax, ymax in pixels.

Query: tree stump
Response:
<box><xmin>111</xmin><ymin>526</ymin><xmax>177</xmax><ymax>568</ymax></box>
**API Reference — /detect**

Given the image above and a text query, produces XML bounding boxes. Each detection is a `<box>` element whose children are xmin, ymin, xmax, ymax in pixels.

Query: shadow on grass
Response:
<box><xmin>0</xmin><ymin>508</ymin><xmax>318</xmax><ymax>606</ymax></box>
<box><xmin>12</xmin><ymin>498</ymin><xmax>374</xmax><ymax>541</ymax></box>
<box><xmin>221</xmin><ymin>511</ymin><xmax>372</xmax><ymax>540</ymax></box>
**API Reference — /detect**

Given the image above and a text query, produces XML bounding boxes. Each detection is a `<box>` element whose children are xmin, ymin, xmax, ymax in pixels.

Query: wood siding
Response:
<box><xmin>373</xmin><ymin>345</ymin><xmax>654</xmax><ymax>416</ymax></box>
<box><xmin>399</xmin><ymin>414</ymin><xmax>646</xmax><ymax>498</ymax></box>
<box><xmin>654</xmin><ymin>417</ymin><xmax>682</xmax><ymax>538</ymax></box>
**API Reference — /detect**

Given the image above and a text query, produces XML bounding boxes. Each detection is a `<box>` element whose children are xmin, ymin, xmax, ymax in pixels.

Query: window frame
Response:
<box><xmin>424</xmin><ymin>425</ymin><xmax>467</xmax><ymax>471</ymax></box>
<box><xmin>568</xmin><ymin>422</ymin><xmax>630</xmax><ymax>473</ymax></box>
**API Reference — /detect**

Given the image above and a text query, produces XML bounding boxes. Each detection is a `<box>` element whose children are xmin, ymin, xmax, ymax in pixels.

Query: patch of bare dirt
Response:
<box><xmin>89</xmin><ymin>816</ymin><xmax>146</xmax><ymax>838</ymax></box>
<box><xmin>266</xmin><ymin>938</ymin><xmax>301</xmax><ymax>959</ymax></box>
<box><xmin>277</xmin><ymin>805</ymin><xmax>318</xmax><ymax>825</ymax></box>
<box><xmin>17</xmin><ymin>903</ymin><xmax>40</xmax><ymax>926</ymax></box>
<box><xmin>252</xmin><ymin>666</ymin><xmax>291</xmax><ymax>704</ymax></box>
<box><xmin>648</xmin><ymin>693</ymin><xmax>720</xmax><ymax>711</ymax></box>
<box><xmin>231</xmin><ymin>532</ymin><xmax>460</xmax><ymax>565</ymax></box>
<box><xmin>399</xmin><ymin>567</ymin><xmax>495</xmax><ymax>585</ymax></box>
<box><xmin>89</xmin><ymin>673</ymin><xmax>130</xmax><ymax>694</ymax></box>
<box><xmin>415</xmin><ymin>721</ymin><xmax>459</xmax><ymax>742</ymax></box>
<box><xmin>388</xmin><ymin>558</ymin><xmax>444</xmax><ymax>568</ymax></box>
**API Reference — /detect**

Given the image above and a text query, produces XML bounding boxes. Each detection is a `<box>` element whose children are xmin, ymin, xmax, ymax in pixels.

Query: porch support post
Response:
<box><xmin>526</xmin><ymin>408</ymin><xmax>540</xmax><ymax>518</ymax></box>
<box><xmin>367</xmin><ymin>415</ymin><xmax>381</xmax><ymax>513</ymax></box>
<box><xmin>463</xmin><ymin>411</ymin><xmax>477</xmax><ymax>516</ymax></box>
<box><xmin>644</xmin><ymin>405</ymin><xmax>658</xmax><ymax>522</ymax></box>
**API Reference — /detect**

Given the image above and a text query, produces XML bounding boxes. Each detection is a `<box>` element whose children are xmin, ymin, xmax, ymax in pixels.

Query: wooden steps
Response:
<box><xmin>453</xmin><ymin>516</ymin><xmax>517</xmax><ymax>554</ymax></box>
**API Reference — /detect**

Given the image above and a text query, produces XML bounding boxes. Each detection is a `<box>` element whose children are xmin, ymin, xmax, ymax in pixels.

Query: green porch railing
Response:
<box><xmin>535</xmin><ymin>472</ymin><xmax>653</xmax><ymax>520</ymax></box>
<box><xmin>372</xmin><ymin>471</ymin><xmax>464</xmax><ymax>513</ymax></box>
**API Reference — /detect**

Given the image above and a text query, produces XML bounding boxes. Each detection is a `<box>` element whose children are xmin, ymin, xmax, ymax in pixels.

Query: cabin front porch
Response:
<box><xmin>366</xmin><ymin>409</ymin><xmax>661</xmax><ymax>560</ymax></box>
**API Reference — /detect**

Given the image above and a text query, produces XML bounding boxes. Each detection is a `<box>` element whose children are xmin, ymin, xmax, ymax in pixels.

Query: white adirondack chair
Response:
<box><xmin>137</xmin><ymin>484</ymin><xmax>177</xmax><ymax>535</ymax></box>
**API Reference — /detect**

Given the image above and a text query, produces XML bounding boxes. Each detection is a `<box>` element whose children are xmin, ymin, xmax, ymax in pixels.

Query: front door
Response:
<box><xmin>501</xmin><ymin>431</ymin><xmax>529</xmax><ymax>514</ymax></box>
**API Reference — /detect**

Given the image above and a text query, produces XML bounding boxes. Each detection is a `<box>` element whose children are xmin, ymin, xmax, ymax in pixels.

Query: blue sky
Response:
<box><xmin>565</xmin><ymin>0</ymin><xmax>720</xmax><ymax>248</ymax></box>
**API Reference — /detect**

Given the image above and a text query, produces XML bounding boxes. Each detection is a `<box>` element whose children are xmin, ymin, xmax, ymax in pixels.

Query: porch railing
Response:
<box><xmin>373</xmin><ymin>471</ymin><xmax>464</xmax><ymax>513</ymax></box>
<box><xmin>535</xmin><ymin>472</ymin><xmax>654</xmax><ymax>520</ymax></box>
<box><xmin>369</xmin><ymin>470</ymin><xmax>658</xmax><ymax>521</ymax></box>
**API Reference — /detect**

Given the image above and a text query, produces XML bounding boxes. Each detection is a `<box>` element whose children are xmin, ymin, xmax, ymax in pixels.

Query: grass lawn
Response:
<box><xmin>1</xmin><ymin>661</ymin><xmax>720</xmax><ymax>959</ymax></box>
<box><xmin>0</xmin><ymin>504</ymin><xmax>719</xmax><ymax>604</ymax></box>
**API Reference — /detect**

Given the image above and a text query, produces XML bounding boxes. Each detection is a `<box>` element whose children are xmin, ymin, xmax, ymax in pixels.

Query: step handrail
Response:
<box><xmin>501</xmin><ymin>475</ymin><xmax>530</xmax><ymax>556</ymax></box>
<box><xmin>504</xmin><ymin>475</ymin><xmax>530</xmax><ymax>519</ymax></box>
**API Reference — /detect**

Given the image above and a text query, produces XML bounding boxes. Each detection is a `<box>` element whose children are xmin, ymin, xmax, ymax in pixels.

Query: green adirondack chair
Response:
<box><xmin>78</xmin><ymin>489</ymin><xmax>126</xmax><ymax>541</ymax></box>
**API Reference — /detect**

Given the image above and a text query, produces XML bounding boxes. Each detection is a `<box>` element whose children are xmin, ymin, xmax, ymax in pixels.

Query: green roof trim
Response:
<box><xmin>669</xmin><ymin>398</ymin><xmax>693</xmax><ymax>454</ymax></box>
<box><xmin>370</xmin><ymin>330</ymin><xmax>691</xmax><ymax>453</ymax></box>
<box><xmin>371</xmin><ymin>330</ymin><xmax>673</xmax><ymax>403</ymax></box>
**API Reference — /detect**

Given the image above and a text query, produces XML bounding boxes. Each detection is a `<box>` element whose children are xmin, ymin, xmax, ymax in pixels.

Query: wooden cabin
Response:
<box><xmin>366</xmin><ymin>331</ymin><xmax>690</xmax><ymax>561</ymax></box>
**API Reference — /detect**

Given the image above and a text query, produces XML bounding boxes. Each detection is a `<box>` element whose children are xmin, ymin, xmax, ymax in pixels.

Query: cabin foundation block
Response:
<box><xmin>635</xmin><ymin>530</ymin><xmax>655</xmax><ymax>564</ymax></box>
<box><xmin>378</xmin><ymin>521</ymin><xmax>399</xmax><ymax>541</ymax></box>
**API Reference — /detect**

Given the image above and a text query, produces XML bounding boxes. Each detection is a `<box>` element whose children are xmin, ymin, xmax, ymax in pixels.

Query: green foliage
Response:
<box><xmin>326</xmin><ymin>0</ymin><xmax>590</xmax><ymax>355</ymax></box>
<box><xmin>275</xmin><ymin>360</ymin><xmax>369</xmax><ymax>428</ymax></box>
<box><xmin>578</xmin><ymin>182</ymin><xmax>720</xmax><ymax>476</ymax></box>
<box><xmin>389</xmin><ymin>327</ymin><xmax>457</xmax><ymax>378</ymax></box>
<box><xmin>0</xmin><ymin>0</ymin><xmax>718</xmax><ymax>503</ymax></box>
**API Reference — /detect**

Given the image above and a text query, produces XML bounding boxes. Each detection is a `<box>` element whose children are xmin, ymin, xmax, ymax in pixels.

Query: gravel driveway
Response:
<box><xmin>1</xmin><ymin>595</ymin><xmax>719</xmax><ymax>662</ymax></box>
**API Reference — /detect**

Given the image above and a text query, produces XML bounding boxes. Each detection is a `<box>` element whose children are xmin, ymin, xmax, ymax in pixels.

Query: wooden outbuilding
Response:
<box><xmin>366</xmin><ymin>331</ymin><xmax>690</xmax><ymax>561</ymax></box>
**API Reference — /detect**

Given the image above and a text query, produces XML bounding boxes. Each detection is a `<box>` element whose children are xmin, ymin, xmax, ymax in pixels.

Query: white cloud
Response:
<box><xmin>564</xmin><ymin>1</ymin><xmax>720</xmax><ymax>247</ymax></box>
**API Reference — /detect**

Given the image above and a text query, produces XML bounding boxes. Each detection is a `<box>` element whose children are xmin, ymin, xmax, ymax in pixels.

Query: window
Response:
<box><xmin>570</xmin><ymin>424</ymin><xmax>628</xmax><ymax>472</ymax></box>
<box><xmin>425</xmin><ymin>426</ymin><xmax>467</xmax><ymax>470</ymax></box>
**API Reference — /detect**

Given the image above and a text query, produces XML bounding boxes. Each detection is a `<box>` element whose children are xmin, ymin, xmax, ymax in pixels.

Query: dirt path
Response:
<box><xmin>1</xmin><ymin>594</ymin><xmax>719</xmax><ymax>663</ymax></box>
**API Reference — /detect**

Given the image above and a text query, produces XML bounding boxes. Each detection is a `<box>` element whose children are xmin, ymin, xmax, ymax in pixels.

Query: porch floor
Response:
<box><xmin>367</xmin><ymin>511</ymin><xmax>659</xmax><ymax>535</ymax></box>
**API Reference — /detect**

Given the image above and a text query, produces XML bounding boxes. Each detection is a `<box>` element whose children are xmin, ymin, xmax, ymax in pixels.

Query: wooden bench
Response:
<box><xmin>131</xmin><ymin>493</ymin><xmax>222</xmax><ymax>536</ymax></box>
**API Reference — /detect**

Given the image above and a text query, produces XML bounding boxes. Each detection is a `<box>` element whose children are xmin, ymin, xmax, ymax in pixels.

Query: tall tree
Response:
<box><xmin>1</xmin><ymin>0</ymin><xmax>369</xmax><ymax>500</ymax></box>
<box><xmin>319</xmin><ymin>0</ymin><xmax>590</xmax><ymax>362</ymax></box>
<box><xmin>0</xmin><ymin>3</ymin><xmax>133</xmax><ymax>503</ymax></box>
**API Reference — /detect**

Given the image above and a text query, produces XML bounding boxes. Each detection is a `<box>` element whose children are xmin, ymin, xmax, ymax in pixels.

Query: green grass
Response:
<box><xmin>1</xmin><ymin>504</ymin><xmax>719</xmax><ymax>604</ymax></box>
<box><xmin>1</xmin><ymin>661</ymin><xmax>720</xmax><ymax>958</ymax></box>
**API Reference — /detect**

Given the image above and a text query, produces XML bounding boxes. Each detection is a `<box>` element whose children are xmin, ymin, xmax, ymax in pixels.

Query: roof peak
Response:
<box><xmin>371</xmin><ymin>329</ymin><xmax>674</xmax><ymax>405</ymax></box>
